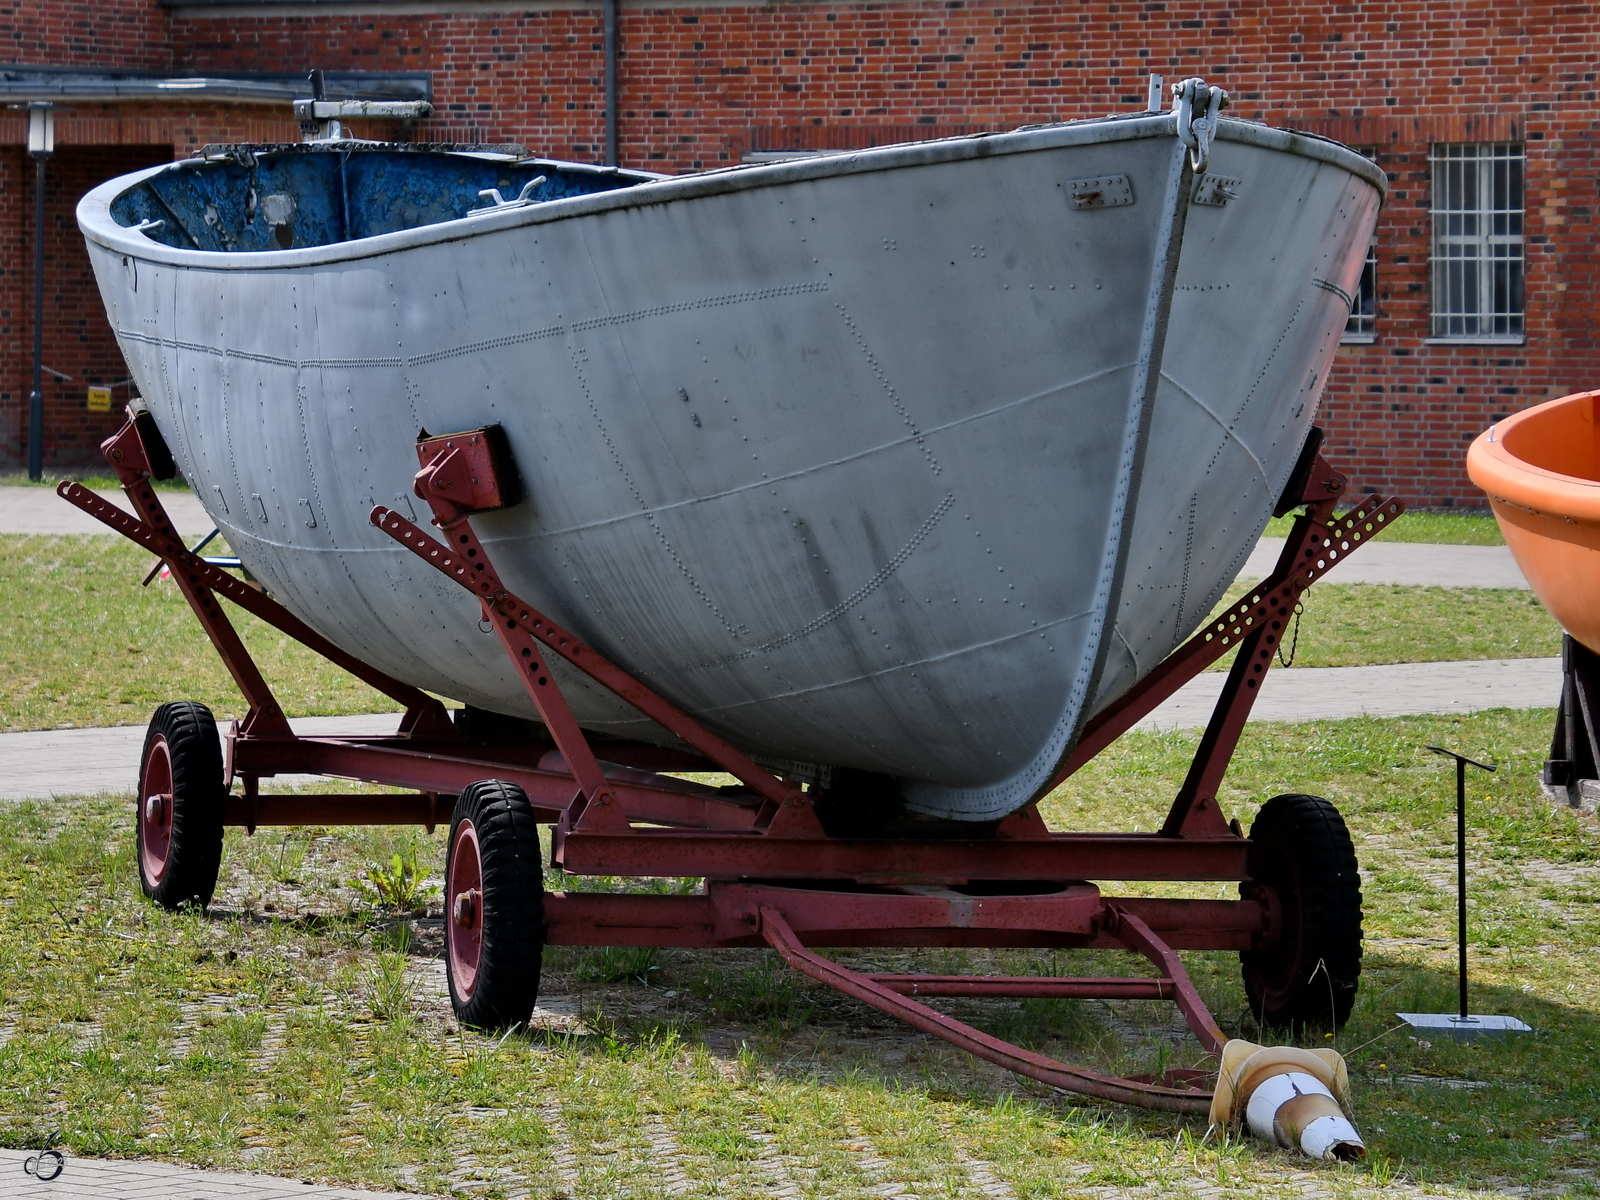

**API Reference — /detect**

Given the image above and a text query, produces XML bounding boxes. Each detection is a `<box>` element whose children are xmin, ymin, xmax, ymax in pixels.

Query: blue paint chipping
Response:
<box><xmin>110</xmin><ymin>147</ymin><xmax>647</xmax><ymax>252</ymax></box>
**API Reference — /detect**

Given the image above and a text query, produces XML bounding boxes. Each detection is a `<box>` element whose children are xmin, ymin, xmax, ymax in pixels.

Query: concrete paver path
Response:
<box><xmin>1134</xmin><ymin>655</ymin><xmax>1559</xmax><ymax>731</ymax></box>
<box><xmin>0</xmin><ymin>659</ymin><xmax>1561</xmax><ymax>802</ymax></box>
<box><xmin>0</xmin><ymin>713</ymin><xmax>406</xmax><ymax>802</ymax></box>
<box><xmin>0</xmin><ymin>485</ymin><xmax>212</xmax><ymax>537</ymax></box>
<box><xmin>1244</xmin><ymin>537</ymin><xmax>1527</xmax><ymax>588</ymax></box>
<box><xmin>0</xmin><ymin>1147</ymin><xmax>436</xmax><ymax>1198</ymax></box>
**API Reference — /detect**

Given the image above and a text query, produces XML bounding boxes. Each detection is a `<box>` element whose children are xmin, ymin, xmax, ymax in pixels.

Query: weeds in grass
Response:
<box><xmin>269</xmin><ymin>833</ymin><xmax>305</xmax><ymax>885</ymax></box>
<box><xmin>354</xmin><ymin>843</ymin><xmax>437</xmax><ymax>913</ymax></box>
<box><xmin>364</xmin><ymin>947</ymin><xmax>409</xmax><ymax>1024</ymax></box>
<box><xmin>571</xmin><ymin>945</ymin><xmax>662</xmax><ymax>986</ymax></box>
<box><xmin>1368</xmin><ymin>1150</ymin><xmax>1405</xmax><ymax>1186</ymax></box>
<box><xmin>693</xmin><ymin>951</ymin><xmax>816</xmax><ymax>1031</ymax></box>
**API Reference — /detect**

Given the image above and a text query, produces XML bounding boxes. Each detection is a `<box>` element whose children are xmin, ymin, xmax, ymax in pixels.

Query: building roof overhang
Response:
<box><xmin>0</xmin><ymin>67</ymin><xmax>431</xmax><ymax>105</ymax></box>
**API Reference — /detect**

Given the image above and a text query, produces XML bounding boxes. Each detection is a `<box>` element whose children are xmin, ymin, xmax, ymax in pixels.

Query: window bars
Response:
<box><xmin>1343</xmin><ymin>243</ymin><xmax>1377</xmax><ymax>341</ymax></box>
<box><xmin>1430</xmin><ymin>143</ymin><xmax>1524</xmax><ymax>340</ymax></box>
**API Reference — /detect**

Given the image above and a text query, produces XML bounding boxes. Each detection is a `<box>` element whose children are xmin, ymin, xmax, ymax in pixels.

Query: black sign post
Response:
<box><xmin>1396</xmin><ymin>746</ymin><xmax>1531</xmax><ymax>1040</ymax></box>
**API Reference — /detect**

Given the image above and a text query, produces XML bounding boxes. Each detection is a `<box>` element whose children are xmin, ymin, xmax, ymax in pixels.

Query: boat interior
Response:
<box><xmin>109</xmin><ymin>145</ymin><xmax>647</xmax><ymax>253</ymax></box>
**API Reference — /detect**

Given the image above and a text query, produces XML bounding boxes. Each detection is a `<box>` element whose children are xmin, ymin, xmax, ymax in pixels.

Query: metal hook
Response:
<box><xmin>1171</xmin><ymin>78</ymin><xmax>1229</xmax><ymax>174</ymax></box>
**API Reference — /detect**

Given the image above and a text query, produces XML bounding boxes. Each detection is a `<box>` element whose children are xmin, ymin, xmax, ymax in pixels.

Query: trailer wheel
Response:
<box><xmin>1240</xmin><ymin>793</ymin><xmax>1363</xmax><ymax>1031</ymax></box>
<box><xmin>137</xmin><ymin>702</ymin><xmax>226</xmax><ymax>909</ymax></box>
<box><xmin>445</xmin><ymin>780</ymin><xmax>545</xmax><ymax>1030</ymax></box>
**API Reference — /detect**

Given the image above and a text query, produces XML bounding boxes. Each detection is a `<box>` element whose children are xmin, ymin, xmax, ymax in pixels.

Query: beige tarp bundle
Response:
<box><xmin>1209</xmin><ymin>1040</ymin><xmax>1365</xmax><ymax>1161</ymax></box>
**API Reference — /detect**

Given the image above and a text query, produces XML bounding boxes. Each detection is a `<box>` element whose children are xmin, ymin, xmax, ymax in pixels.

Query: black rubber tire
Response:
<box><xmin>445</xmin><ymin>780</ymin><xmax>545</xmax><ymax>1030</ymax></box>
<box><xmin>137</xmin><ymin>702</ymin><xmax>226</xmax><ymax>909</ymax></box>
<box><xmin>1240</xmin><ymin>793</ymin><xmax>1363</xmax><ymax>1031</ymax></box>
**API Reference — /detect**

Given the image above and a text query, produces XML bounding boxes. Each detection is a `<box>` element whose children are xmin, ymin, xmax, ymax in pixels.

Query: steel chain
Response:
<box><xmin>1276</xmin><ymin>599</ymin><xmax>1305</xmax><ymax>668</ymax></box>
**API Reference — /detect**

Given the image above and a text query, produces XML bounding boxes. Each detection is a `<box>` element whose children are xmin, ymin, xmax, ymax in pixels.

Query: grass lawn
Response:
<box><xmin>0</xmin><ymin>710</ymin><xmax>1595</xmax><ymax>1197</ymax></box>
<box><xmin>1204</xmin><ymin>583</ymin><xmax>1561</xmax><ymax>670</ymax></box>
<box><xmin>0</xmin><ymin>470</ymin><xmax>192</xmax><ymax>493</ymax></box>
<box><xmin>0</xmin><ymin>537</ymin><xmax>389</xmax><ymax>732</ymax></box>
<box><xmin>1265</xmin><ymin>510</ymin><xmax>1506</xmax><ymax>546</ymax></box>
<box><xmin>0</xmin><ymin>536</ymin><xmax>1561</xmax><ymax>732</ymax></box>
<box><xmin>4</xmin><ymin>473</ymin><xmax>1507</xmax><ymax>545</ymax></box>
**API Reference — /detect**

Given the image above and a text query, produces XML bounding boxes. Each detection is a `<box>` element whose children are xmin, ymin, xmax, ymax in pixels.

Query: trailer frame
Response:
<box><xmin>63</xmin><ymin>413</ymin><xmax>1402</xmax><ymax>1115</ymax></box>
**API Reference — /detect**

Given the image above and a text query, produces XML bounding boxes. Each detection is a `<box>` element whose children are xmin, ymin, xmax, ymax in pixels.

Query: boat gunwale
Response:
<box><xmin>1469</xmin><ymin>389</ymin><xmax>1600</xmax><ymax>526</ymax></box>
<box><xmin>77</xmin><ymin>113</ymin><xmax>1387</xmax><ymax>271</ymax></box>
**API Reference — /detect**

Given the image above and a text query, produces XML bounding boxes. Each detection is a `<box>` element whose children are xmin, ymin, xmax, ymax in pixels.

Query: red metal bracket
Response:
<box><xmin>1047</xmin><ymin>480</ymin><xmax>1403</xmax><ymax>843</ymax></box>
<box><xmin>413</xmin><ymin>425</ymin><xmax>521</xmax><ymax>529</ymax></box>
<box><xmin>539</xmin><ymin>886</ymin><xmax>1267</xmax><ymax>950</ymax></box>
<box><xmin>67</xmin><ymin>414</ymin><xmax>457</xmax><ymax>743</ymax></box>
<box><xmin>373</xmin><ymin>425</ymin><xmax>806</xmax><ymax>837</ymax></box>
<box><xmin>1157</xmin><ymin>492</ymin><xmax>1404</xmax><ymax>837</ymax></box>
<box><xmin>757</xmin><ymin>904</ymin><xmax>1214</xmax><ymax>1113</ymax></box>
<box><xmin>1055</xmin><ymin>482</ymin><xmax>1403</xmax><ymax>794</ymax></box>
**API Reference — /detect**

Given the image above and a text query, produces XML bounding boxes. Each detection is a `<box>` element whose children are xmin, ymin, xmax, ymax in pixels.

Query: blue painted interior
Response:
<box><xmin>109</xmin><ymin>148</ymin><xmax>646</xmax><ymax>252</ymax></box>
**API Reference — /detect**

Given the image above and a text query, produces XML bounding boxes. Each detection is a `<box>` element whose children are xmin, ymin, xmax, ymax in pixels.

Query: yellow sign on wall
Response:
<box><xmin>86</xmin><ymin>387</ymin><xmax>112</xmax><ymax>413</ymax></box>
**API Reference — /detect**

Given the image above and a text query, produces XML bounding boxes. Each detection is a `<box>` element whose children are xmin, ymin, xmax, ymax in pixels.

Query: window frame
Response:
<box><xmin>1428</xmin><ymin>142</ymin><xmax>1526</xmax><ymax>344</ymax></box>
<box><xmin>1341</xmin><ymin>241</ymin><xmax>1378</xmax><ymax>344</ymax></box>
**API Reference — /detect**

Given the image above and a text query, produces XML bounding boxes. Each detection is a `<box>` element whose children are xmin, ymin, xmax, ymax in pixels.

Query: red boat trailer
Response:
<box><xmin>65</xmin><ymin>414</ymin><xmax>1402</xmax><ymax>1115</ymax></box>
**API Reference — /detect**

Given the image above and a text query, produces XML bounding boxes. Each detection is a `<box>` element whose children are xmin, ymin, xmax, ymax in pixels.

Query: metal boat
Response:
<box><xmin>77</xmin><ymin>86</ymin><xmax>1383</xmax><ymax>820</ymax></box>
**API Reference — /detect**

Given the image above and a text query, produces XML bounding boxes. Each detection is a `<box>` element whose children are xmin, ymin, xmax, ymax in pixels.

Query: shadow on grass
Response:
<box><xmin>555</xmin><ymin>944</ymin><xmax>1599</xmax><ymax>1191</ymax></box>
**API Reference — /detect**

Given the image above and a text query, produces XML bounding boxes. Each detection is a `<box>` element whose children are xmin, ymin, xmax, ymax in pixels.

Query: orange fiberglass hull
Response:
<box><xmin>1467</xmin><ymin>389</ymin><xmax>1600</xmax><ymax>653</ymax></box>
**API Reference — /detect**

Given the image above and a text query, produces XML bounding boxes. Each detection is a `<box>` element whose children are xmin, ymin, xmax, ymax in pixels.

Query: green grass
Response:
<box><xmin>0</xmin><ymin>469</ymin><xmax>192</xmax><ymax>493</ymax></box>
<box><xmin>1205</xmin><ymin>583</ymin><xmax>1562</xmax><ymax>669</ymax></box>
<box><xmin>0</xmin><ymin>535</ymin><xmax>1560</xmax><ymax>733</ymax></box>
<box><xmin>1</xmin><ymin>710</ymin><xmax>1596</xmax><ymax>1196</ymax></box>
<box><xmin>1268</xmin><ymin>509</ymin><xmax>1506</xmax><ymax>545</ymax></box>
<box><xmin>0</xmin><ymin>536</ymin><xmax>388</xmax><ymax>732</ymax></box>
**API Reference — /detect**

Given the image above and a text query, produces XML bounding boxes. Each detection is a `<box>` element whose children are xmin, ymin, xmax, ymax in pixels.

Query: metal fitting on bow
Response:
<box><xmin>1171</xmin><ymin>77</ymin><xmax>1230</xmax><ymax>174</ymax></box>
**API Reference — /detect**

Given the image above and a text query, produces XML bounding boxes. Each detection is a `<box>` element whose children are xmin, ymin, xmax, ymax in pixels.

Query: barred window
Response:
<box><xmin>1343</xmin><ymin>243</ymin><xmax>1377</xmax><ymax>341</ymax></box>
<box><xmin>1430</xmin><ymin>144</ymin><xmax>1524</xmax><ymax>340</ymax></box>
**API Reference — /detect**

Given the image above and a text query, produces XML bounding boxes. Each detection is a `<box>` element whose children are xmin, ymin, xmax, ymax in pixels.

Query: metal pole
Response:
<box><xmin>27</xmin><ymin>147</ymin><xmax>47</xmax><ymax>482</ymax></box>
<box><xmin>1456</xmin><ymin>755</ymin><xmax>1468</xmax><ymax>1020</ymax></box>
<box><xmin>603</xmin><ymin>0</ymin><xmax>619</xmax><ymax>166</ymax></box>
<box><xmin>1425</xmin><ymin>745</ymin><xmax>1494</xmax><ymax>1023</ymax></box>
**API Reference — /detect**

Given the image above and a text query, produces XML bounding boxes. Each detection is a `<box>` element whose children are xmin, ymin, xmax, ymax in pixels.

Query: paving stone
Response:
<box><xmin>1135</xmin><ymin>655</ymin><xmax>1559</xmax><ymax>731</ymax></box>
<box><xmin>0</xmin><ymin>713</ymin><xmax>405</xmax><ymax>802</ymax></box>
<box><xmin>0</xmin><ymin>486</ymin><xmax>212</xmax><ymax>538</ymax></box>
<box><xmin>0</xmin><ymin>1147</ymin><xmax>437</xmax><ymax>1198</ymax></box>
<box><xmin>1245</xmin><ymin>537</ymin><xmax>1527</xmax><ymax>589</ymax></box>
<box><xmin>0</xmin><ymin>653</ymin><xmax>1563</xmax><ymax>802</ymax></box>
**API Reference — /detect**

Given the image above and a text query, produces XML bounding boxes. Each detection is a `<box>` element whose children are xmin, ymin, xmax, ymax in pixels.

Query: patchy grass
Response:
<box><xmin>1204</xmin><ymin>582</ymin><xmax>1562</xmax><ymax>669</ymax></box>
<box><xmin>0</xmin><ymin>536</ymin><xmax>388</xmax><ymax>731</ymax></box>
<box><xmin>0</xmin><ymin>535</ymin><xmax>1559</xmax><ymax>733</ymax></box>
<box><xmin>1267</xmin><ymin>509</ymin><xmax>1505</xmax><ymax>546</ymax></box>
<box><xmin>0</xmin><ymin>710</ymin><xmax>1595</xmax><ymax>1197</ymax></box>
<box><xmin>0</xmin><ymin>470</ymin><xmax>192</xmax><ymax>493</ymax></box>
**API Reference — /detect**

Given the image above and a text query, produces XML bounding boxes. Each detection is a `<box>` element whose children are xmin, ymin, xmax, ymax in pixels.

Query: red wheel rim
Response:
<box><xmin>139</xmin><ymin>735</ymin><xmax>174</xmax><ymax>886</ymax></box>
<box><xmin>447</xmin><ymin>818</ymin><xmax>484</xmax><ymax>999</ymax></box>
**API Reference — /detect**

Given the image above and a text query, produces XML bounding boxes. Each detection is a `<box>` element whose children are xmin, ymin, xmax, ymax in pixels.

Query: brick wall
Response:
<box><xmin>4</xmin><ymin>0</ymin><xmax>1598</xmax><ymax>499</ymax></box>
<box><xmin>0</xmin><ymin>108</ymin><xmax>309</xmax><ymax>470</ymax></box>
<box><xmin>0</xmin><ymin>0</ymin><xmax>172</xmax><ymax>72</ymax></box>
<box><xmin>0</xmin><ymin>144</ymin><xmax>175</xmax><ymax>469</ymax></box>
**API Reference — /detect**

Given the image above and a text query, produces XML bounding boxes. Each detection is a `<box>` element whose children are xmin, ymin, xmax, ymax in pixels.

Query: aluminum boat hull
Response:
<box><xmin>79</xmin><ymin>114</ymin><xmax>1383</xmax><ymax>818</ymax></box>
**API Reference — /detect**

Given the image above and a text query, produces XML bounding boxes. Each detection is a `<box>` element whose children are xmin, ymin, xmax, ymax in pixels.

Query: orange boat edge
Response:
<box><xmin>1467</xmin><ymin>388</ymin><xmax>1600</xmax><ymax>654</ymax></box>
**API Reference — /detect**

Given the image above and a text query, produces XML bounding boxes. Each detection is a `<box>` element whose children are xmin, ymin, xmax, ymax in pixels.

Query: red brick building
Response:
<box><xmin>2</xmin><ymin>0</ymin><xmax>1593</xmax><ymax>504</ymax></box>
